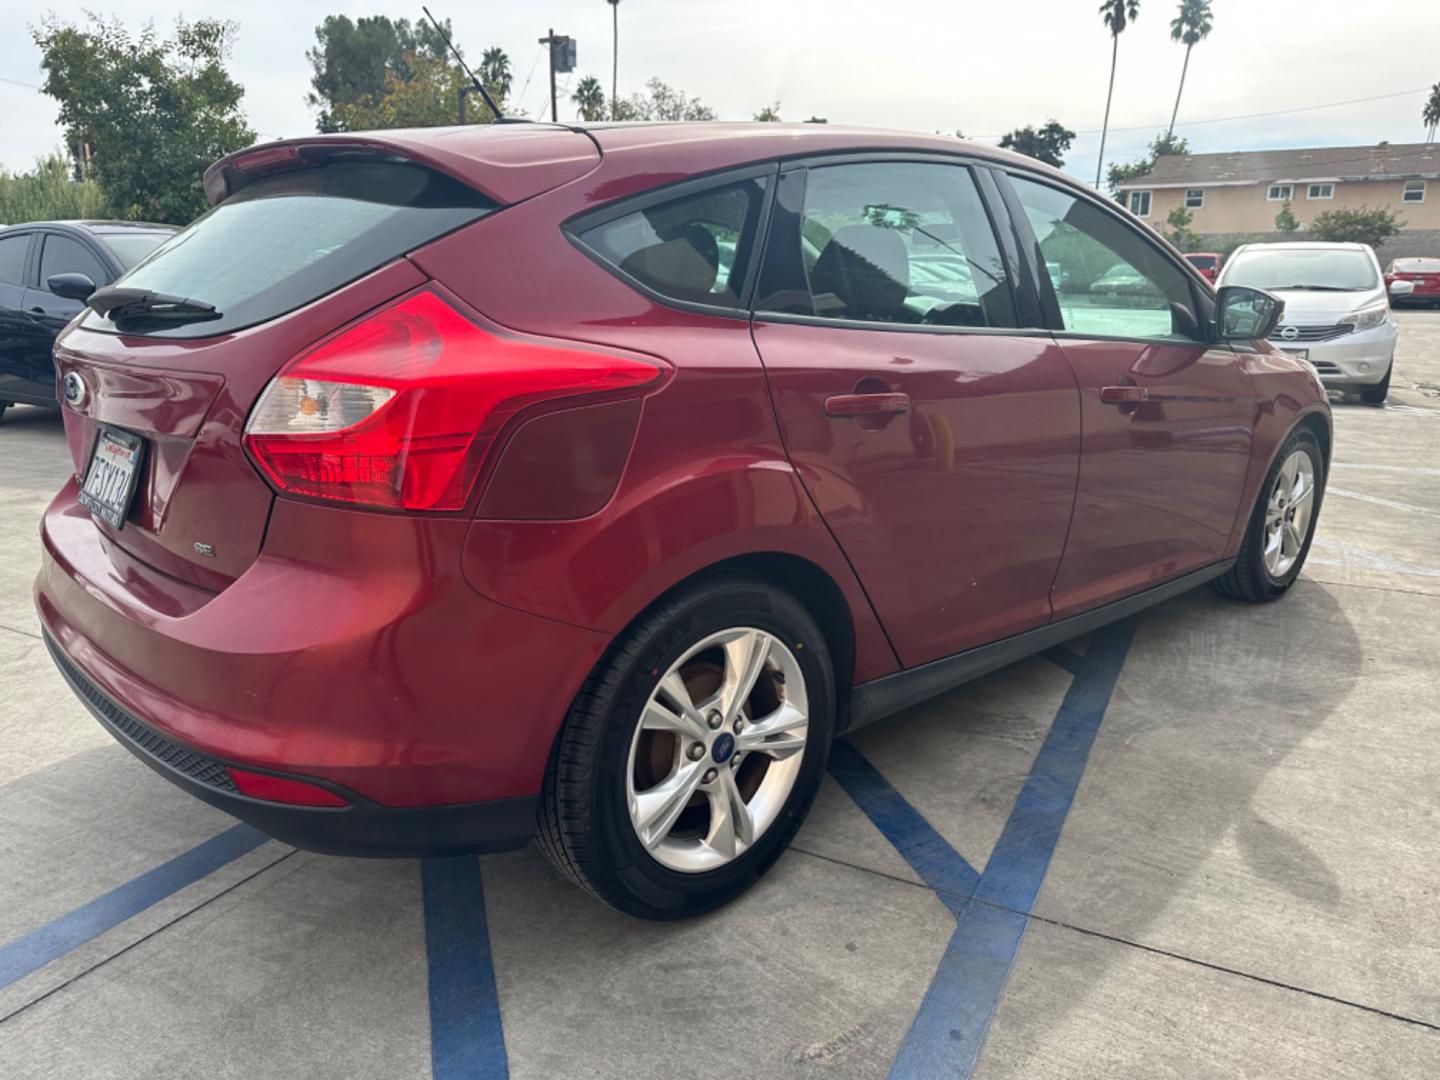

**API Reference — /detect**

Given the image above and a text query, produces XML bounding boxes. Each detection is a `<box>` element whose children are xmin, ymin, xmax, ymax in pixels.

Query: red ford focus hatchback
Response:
<box><xmin>38</xmin><ymin>123</ymin><xmax>1330</xmax><ymax>917</ymax></box>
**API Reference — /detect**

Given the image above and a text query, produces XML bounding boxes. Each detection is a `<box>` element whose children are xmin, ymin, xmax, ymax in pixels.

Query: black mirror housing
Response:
<box><xmin>47</xmin><ymin>272</ymin><xmax>97</xmax><ymax>301</ymax></box>
<box><xmin>1215</xmin><ymin>285</ymin><xmax>1284</xmax><ymax>342</ymax></box>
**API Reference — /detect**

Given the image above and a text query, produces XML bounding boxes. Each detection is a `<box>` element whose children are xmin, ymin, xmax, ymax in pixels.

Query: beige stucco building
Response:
<box><xmin>1114</xmin><ymin>143</ymin><xmax>1440</xmax><ymax>248</ymax></box>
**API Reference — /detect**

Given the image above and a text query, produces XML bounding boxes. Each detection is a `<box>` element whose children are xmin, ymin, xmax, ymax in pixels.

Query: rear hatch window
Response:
<box><xmin>81</xmin><ymin>158</ymin><xmax>496</xmax><ymax>338</ymax></box>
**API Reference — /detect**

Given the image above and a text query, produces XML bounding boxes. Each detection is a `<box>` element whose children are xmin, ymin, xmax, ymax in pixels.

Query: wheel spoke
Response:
<box><xmin>719</xmin><ymin>630</ymin><xmax>773</xmax><ymax>725</ymax></box>
<box><xmin>705</xmin><ymin>769</ymin><xmax>754</xmax><ymax>859</ymax></box>
<box><xmin>645</xmin><ymin>679</ymin><xmax>709</xmax><ymax>742</ymax></box>
<box><xmin>1291</xmin><ymin>481</ymin><xmax>1314</xmax><ymax>508</ymax></box>
<box><xmin>1283</xmin><ymin>522</ymin><xmax>1303</xmax><ymax>558</ymax></box>
<box><xmin>736</xmin><ymin>701</ymin><xmax>808</xmax><ymax>760</ymax></box>
<box><xmin>631</xmin><ymin>762</ymin><xmax>705</xmax><ymax>849</ymax></box>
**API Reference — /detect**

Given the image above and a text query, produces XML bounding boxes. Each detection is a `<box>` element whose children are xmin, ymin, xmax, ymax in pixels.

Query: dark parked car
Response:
<box><xmin>38</xmin><ymin>124</ymin><xmax>1329</xmax><ymax>918</ymax></box>
<box><xmin>0</xmin><ymin>220</ymin><xmax>174</xmax><ymax>418</ymax></box>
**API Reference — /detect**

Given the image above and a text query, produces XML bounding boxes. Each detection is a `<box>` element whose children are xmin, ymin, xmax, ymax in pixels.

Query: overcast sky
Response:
<box><xmin>4</xmin><ymin>0</ymin><xmax>1439</xmax><ymax>186</ymax></box>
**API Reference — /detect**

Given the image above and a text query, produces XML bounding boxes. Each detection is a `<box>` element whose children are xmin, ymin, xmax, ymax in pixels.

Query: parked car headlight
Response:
<box><xmin>1341</xmin><ymin>302</ymin><xmax>1390</xmax><ymax>332</ymax></box>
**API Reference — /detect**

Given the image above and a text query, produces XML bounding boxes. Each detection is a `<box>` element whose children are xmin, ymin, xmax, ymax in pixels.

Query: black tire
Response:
<box><xmin>1359</xmin><ymin>365</ymin><xmax>1391</xmax><ymax>404</ymax></box>
<box><xmin>0</xmin><ymin>402</ymin><xmax>9</xmax><ymax>423</ymax></box>
<box><xmin>1213</xmin><ymin>427</ymin><xmax>1325</xmax><ymax>602</ymax></box>
<box><xmin>537</xmin><ymin>571</ymin><xmax>835</xmax><ymax>919</ymax></box>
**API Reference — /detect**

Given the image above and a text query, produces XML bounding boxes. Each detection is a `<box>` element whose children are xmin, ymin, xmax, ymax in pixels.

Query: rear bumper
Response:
<box><xmin>35</xmin><ymin>482</ymin><xmax>611</xmax><ymax>842</ymax></box>
<box><xmin>45</xmin><ymin>631</ymin><xmax>537</xmax><ymax>856</ymax></box>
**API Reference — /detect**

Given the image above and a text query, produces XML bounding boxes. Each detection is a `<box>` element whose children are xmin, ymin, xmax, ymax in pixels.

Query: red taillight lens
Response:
<box><xmin>227</xmin><ymin>767</ymin><xmax>349</xmax><ymax>807</ymax></box>
<box><xmin>244</xmin><ymin>289</ymin><xmax>666</xmax><ymax>511</ymax></box>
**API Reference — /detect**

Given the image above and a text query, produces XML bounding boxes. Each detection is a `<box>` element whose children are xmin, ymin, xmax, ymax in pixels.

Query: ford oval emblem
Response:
<box><xmin>1279</xmin><ymin>325</ymin><xmax>1300</xmax><ymax>341</ymax></box>
<box><xmin>62</xmin><ymin>371</ymin><xmax>86</xmax><ymax>407</ymax></box>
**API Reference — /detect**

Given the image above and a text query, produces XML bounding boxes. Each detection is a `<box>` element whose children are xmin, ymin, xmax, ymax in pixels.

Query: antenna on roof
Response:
<box><xmin>421</xmin><ymin>5</ymin><xmax>505</xmax><ymax>121</ymax></box>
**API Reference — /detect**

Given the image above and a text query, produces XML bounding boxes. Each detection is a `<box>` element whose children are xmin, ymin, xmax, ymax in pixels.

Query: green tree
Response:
<box><xmin>328</xmin><ymin>53</ymin><xmax>497</xmax><ymax>129</ymax></box>
<box><xmin>1167</xmin><ymin>0</ymin><xmax>1213</xmax><ymax>139</ymax></box>
<box><xmin>1423</xmin><ymin>82</ymin><xmax>1440</xmax><ymax>143</ymax></box>
<box><xmin>33</xmin><ymin>16</ymin><xmax>254</xmax><ymax>224</ymax></box>
<box><xmin>1096</xmin><ymin>0</ymin><xmax>1142</xmax><ymax>187</ymax></box>
<box><xmin>572</xmin><ymin>76</ymin><xmax>606</xmax><ymax>121</ymax></box>
<box><xmin>999</xmin><ymin>120</ymin><xmax>1077</xmax><ymax>168</ymax></box>
<box><xmin>0</xmin><ymin>154</ymin><xmax>106</xmax><ymax>224</ymax></box>
<box><xmin>612</xmin><ymin>78</ymin><xmax>715</xmax><ymax>121</ymax></box>
<box><xmin>754</xmin><ymin>103</ymin><xmax>782</xmax><ymax>122</ymax></box>
<box><xmin>480</xmin><ymin>48</ymin><xmax>512</xmax><ymax>103</ymax></box>
<box><xmin>1164</xmin><ymin>204</ymin><xmax>1198</xmax><ymax>251</ymax></box>
<box><xmin>1274</xmin><ymin>199</ymin><xmax>1299</xmax><ymax>234</ymax></box>
<box><xmin>305</xmin><ymin>15</ymin><xmax>454</xmax><ymax>131</ymax></box>
<box><xmin>1310</xmin><ymin>205</ymin><xmax>1404</xmax><ymax>248</ymax></box>
<box><xmin>1106</xmin><ymin>131</ymin><xmax>1189</xmax><ymax>198</ymax></box>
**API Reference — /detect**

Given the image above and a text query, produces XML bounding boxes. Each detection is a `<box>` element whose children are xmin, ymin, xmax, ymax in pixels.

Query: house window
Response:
<box><xmin>1307</xmin><ymin>183</ymin><xmax>1335</xmax><ymax>200</ymax></box>
<box><xmin>1128</xmin><ymin>190</ymin><xmax>1152</xmax><ymax>217</ymax></box>
<box><xmin>1184</xmin><ymin>188</ymin><xmax>1204</xmax><ymax>208</ymax></box>
<box><xmin>1403</xmin><ymin>180</ymin><xmax>1427</xmax><ymax>203</ymax></box>
<box><xmin>1267</xmin><ymin>184</ymin><xmax>1294</xmax><ymax>202</ymax></box>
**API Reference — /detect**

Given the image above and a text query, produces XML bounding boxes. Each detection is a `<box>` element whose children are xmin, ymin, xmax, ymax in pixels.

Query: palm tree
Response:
<box><xmin>1424</xmin><ymin>83</ymin><xmax>1440</xmax><ymax>143</ymax></box>
<box><xmin>607</xmin><ymin>0</ymin><xmax>621</xmax><ymax>120</ymax></box>
<box><xmin>480</xmin><ymin>48</ymin><xmax>512</xmax><ymax>107</ymax></box>
<box><xmin>1166</xmin><ymin>0</ymin><xmax>1213</xmax><ymax>139</ymax></box>
<box><xmin>1096</xmin><ymin>0</ymin><xmax>1141</xmax><ymax>188</ymax></box>
<box><xmin>572</xmin><ymin>76</ymin><xmax>606</xmax><ymax>122</ymax></box>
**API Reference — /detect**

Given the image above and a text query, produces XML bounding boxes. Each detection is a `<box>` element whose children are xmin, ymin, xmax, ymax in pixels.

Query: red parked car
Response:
<box><xmin>1184</xmin><ymin>251</ymin><xmax>1222</xmax><ymax>283</ymax></box>
<box><xmin>1384</xmin><ymin>257</ymin><xmax>1440</xmax><ymax>306</ymax></box>
<box><xmin>38</xmin><ymin>123</ymin><xmax>1329</xmax><ymax>918</ymax></box>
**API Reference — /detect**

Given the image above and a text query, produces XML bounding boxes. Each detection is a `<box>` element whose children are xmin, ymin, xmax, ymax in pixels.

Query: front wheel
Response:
<box><xmin>1358</xmin><ymin>365</ymin><xmax>1391</xmax><ymax>404</ymax></box>
<box><xmin>537</xmin><ymin>573</ymin><xmax>835</xmax><ymax>919</ymax></box>
<box><xmin>1213</xmin><ymin>428</ymin><xmax>1325</xmax><ymax>602</ymax></box>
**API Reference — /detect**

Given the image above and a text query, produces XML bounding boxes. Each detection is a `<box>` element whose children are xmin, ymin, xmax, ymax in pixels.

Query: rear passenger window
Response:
<box><xmin>1010</xmin><ymin>176</ymin><xmax>1201</xmax><ymax>342</ymax></box>
<box><xmin>576</xmin><ymin>176</ymin><xmax>769</xmax><ymax>309</ymax></box>
<box><xmin>757</xmin><ymin>162</ymin><xmax>1016</xmax><ymax>328</ymax></box>
<box><xmin>0</xmin><ymin>234</ymin><xmax>28</xmax><ymax>285</ymax></box>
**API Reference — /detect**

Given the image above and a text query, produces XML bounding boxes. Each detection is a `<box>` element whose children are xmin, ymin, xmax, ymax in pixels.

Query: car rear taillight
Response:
<box><xmin>244</xmin><ymin>289</ymin><xmax>666</xmax><ymax>511</ymax></box>
<box><xmin>226</xmin><ymin>767</ymin><xmax>349</xmax><ymax>807</ymax></box>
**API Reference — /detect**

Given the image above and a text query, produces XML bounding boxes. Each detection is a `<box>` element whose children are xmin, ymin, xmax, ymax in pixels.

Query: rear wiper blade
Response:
<box><xmin>88</xmin><ymin>286</ymin><xmax>221</xmax><ymax>324</ymax></box>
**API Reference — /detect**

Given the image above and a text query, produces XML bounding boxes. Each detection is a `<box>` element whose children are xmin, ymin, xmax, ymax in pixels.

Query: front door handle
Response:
<box><xmin>1100</xmin><ymin>385</ymin><xmax>1150</xmax><ymax>405</ymax></box>
<box><xmin>824</xmin><ymin>392</ymin><xmax>910</xmax><ymax>418</ymax></box>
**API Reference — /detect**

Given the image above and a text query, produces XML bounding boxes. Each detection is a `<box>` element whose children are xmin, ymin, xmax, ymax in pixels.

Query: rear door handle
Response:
<box><xmin>824</xmin><ymin>392</ymin><xmax>910</xmax><ymax>417</ymax></box>
<box><xmin>1099</xmin><ymin>385</ymin><xmax>1149</xmax><ymax>404</ymax></box>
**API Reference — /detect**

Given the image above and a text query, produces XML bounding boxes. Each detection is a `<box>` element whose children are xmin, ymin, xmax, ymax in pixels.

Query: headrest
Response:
<box><xmin>810</xmin><ymin>224</ymin><xmax>908</xmax><ymax>320</ymax></box>
<box><xmin>618</xmin><ymin>223</ymin><xmax>720</xmax><ymax>302</ymax></box>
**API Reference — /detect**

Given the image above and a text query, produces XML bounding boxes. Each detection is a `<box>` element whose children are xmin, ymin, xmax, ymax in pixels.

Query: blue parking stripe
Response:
<box><xmin>827</xmin><ymin>739</ymin><xmax>980</xmax><ymax>911</ymax></box>
<box><xmin>422</xmin><ymin>856</ymin><xmax>508</xmax><ymax>1080</ymax></box>
<box><xmin>834</xmin><ymin>618</ymin><xmax>1136</xmax><ymax>1079</ymax></box>
<box><xmin>0</xmin><ymin>823</ymin><xmax>268</xmax><ymax>990</ymax></box>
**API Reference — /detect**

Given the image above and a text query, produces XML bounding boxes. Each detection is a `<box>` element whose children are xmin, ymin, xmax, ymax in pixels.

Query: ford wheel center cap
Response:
<box><xmin>63</xmin><ymin>371</ymin><xmax>86</xmax><ymax>406</ymax></box>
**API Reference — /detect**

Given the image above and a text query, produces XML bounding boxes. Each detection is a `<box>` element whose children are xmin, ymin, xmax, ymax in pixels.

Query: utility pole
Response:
<box><xmin>538</xmin><ymin>28</ymin><xmax>576</xmax><ymax>122</ymax></box>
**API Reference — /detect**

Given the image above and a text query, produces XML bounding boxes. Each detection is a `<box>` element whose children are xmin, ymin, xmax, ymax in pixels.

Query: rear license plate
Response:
<box><xmin>78</xmin><ymin>426</ymin><xmax>145</xmax><ymax>530</ymax></box>
<box><xmin>1281</xmin><ymin>348</ymin><xmax>1309</xmax><ymax>362</ymax></box>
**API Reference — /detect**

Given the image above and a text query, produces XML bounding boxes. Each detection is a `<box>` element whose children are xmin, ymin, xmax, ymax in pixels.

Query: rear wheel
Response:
<box><xmin>537</xmin><ymin>572</ymin><xmax>834</xmax><ymax>919</ymax></box>
<box><xmin>1213</xmin><ymin>428</ymin><xmax>1325</xmax><ymax>602</ymax></box>
<box><xmin>0</xmin><ymin>402</ymin><xmax>9</xmax><ymax>422</ymax></box>
<box><xmin>1359</xmin><ymin>365</ymin><xmax>1391</xmax><ymax>404</ymax></box>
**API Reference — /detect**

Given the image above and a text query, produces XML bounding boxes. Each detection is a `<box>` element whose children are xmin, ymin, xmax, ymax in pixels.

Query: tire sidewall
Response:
<box><xmin>584</xmin><ymin>579</ymin><xmax>834</xmax><ymax>917</ymax></box>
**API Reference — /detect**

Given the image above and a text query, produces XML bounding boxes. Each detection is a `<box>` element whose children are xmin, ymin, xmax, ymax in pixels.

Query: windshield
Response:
<box><xmin>81</xmin><ymin>159</ymin><xmax>495</xmax><ymax>338</ymax></box>
<box><xmin>1393</xmin><ymin>258</ymin><xmax>1440</xmax><ymax>273</ymax></box>
<box><xmin>1225</xmin><ymin>248</ymin><xmax>1377</xmax><ymax>291</ymax></box>
<box><xmin>98</xmin><ymin>231</ymin><xmax>175</xmax><ymax>269</ymax></box>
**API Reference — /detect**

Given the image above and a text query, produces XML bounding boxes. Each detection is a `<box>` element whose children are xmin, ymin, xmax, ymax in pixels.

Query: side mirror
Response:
<box><xmin>1389</xmin><ymin>279</ymin><xmax>1416</xmax><ymax>296</ymax></box>
<box><xmin>47</xmin><ymin>273</ymin><xmax>97</xmax><ymax>301</ymax></box>
<box><xmin>1215</xmin><ymin>285</ymin><xmax>1284</xmax><ymax>342</ymax></box>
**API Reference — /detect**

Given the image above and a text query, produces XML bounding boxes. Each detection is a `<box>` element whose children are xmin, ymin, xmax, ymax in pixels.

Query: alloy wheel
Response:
<box><xmin>625</xmin><ymin>627</ymin><xmax>809</xmax><ymax>873</ymax></box>
<box><xmin>1263</xmin><ymin>450</ymin><xmax>1316</xmax><ymax>579</ymax></box>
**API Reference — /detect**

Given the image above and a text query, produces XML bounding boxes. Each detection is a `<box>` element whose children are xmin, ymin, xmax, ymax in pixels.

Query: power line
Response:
<box><xmin>968</xmin><ymin>86</ymin><xmax>1433</xmax><ymax>141</ymax></box>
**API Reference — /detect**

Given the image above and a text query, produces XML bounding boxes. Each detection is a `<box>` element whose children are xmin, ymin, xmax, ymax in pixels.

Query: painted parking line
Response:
<box><xmin>833</xmin><ymin>619</ymin><xmax>1136</xmax><ymax>1079</ymax></box>
<box><xmin>422</xmin><ymin>856</ymin><xmax>509</xmax><ymax>1080</ymax></box>
<box><xmin>0</xmin><ymin>823</ymin><xmax>268</xmax><ymax>991</ymax></box>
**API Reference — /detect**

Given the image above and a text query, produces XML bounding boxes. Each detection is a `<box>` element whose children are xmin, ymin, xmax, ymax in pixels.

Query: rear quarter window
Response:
<box><xmin>571</xmin><ymin>173</ymin><xmax>770</xmax><ymax>311</ymax></box>
<box><xmin>81</xmin><ymin>159</ymin><xmax>496</xmax><ymax>338</ymax></box>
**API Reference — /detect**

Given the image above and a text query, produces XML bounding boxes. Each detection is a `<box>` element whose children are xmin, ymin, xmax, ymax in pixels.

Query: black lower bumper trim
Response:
<box><xmin>44</xmin><ymin>632</ymin><xmax>538</xmax><ymax>858</ymax></box>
